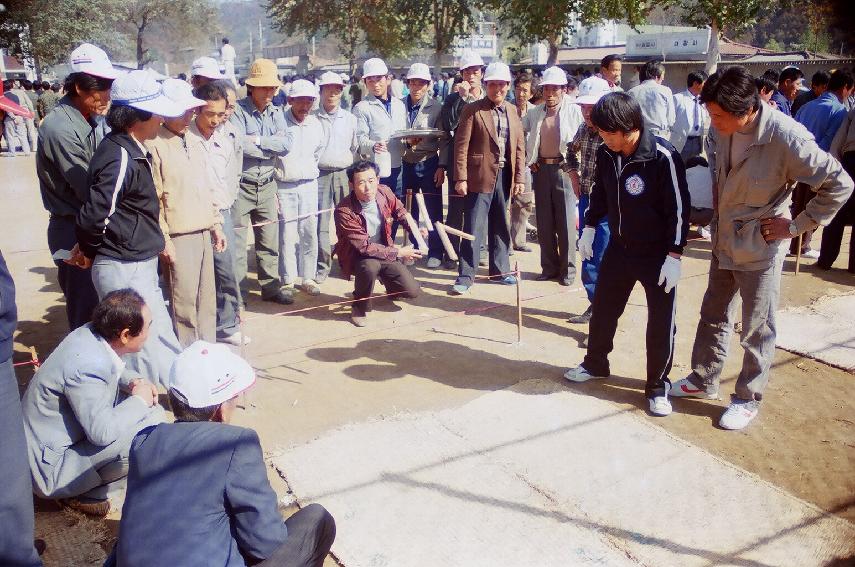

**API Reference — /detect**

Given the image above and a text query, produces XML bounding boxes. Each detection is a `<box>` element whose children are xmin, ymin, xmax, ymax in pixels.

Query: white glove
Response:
<box><xmin>658</xmin><ymin>255</ymin><xmax>682</xmax><ymax>293</ymax></box>
<box><xmin>577</xmin><ymin>227</ymin><xmax>596</xmax><ymax>261</ymax></box>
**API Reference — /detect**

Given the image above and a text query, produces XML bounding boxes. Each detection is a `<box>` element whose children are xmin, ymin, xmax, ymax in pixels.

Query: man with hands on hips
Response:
<box><xmin>565</xmin><ymin>92</ymin><xmax>690</xmax><ymax>418</ymax></box>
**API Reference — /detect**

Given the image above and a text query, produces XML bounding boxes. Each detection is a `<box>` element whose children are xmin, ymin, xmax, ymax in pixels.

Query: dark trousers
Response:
<box><xmin>382</xmin><ymin>167</ymin><xmax>403</xmax><ymax>240</ymax></box>
<box><xmin>47</xmin><ymin>215</ymin><xmax>98</xmax><ymax>330</ymax></box>
<box><xmin>789</xmin><ymin>183</ymin><xmax>817</xmax><ymax>254</ymax></box>
<box><xmin>456</xmin><ymin>170</ymin><xmax>511</xmax><ymax>287</ymax></box>
<box><xmin>444</xmin><ymin>167</ymin><xmax>465</xmax><ymax>260</ymax></box>
<box><xmin>353</xmin><ymin>258</ymin><xmax>420</xmax><ymax>315</ymax></box>
<box><xmin>582</xmin><ymin>244</ymin><xmax>676</xmax><ymax>399</ymax></box>
<box><xmin>0</xmin><ymin>359</ymin><xmax>41</xmax><ymax>567</ymax></box>
<box><xmin>214</xmin><ymin>208</ymin><xmax>241</xmax><ymax>338</ymax></box>
<box><xmin>680</xmin><ymin>136</ymin><xmax>702</xmax><ymax>163</ymax></box>
<box><xmin>403</xmin><ymin>156</ymin><xmax>443</xmax><ymax>260</ymax></box>
<box><xmin>532</xmin><ymin>163</ymin><xmax>577</xmax><ymax>282</ymax></box>
<box><xmin>252</xmin><ymin>504</ymin><xmax>336</xmax><ymax>567</ymax></box>
<box><xmin>818</xmin><ymin>152</ymin><xmax>855</xmax><ymax>271</ymax></box>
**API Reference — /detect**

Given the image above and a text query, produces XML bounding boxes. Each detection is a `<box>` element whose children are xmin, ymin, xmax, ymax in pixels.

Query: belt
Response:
<box><xmin>538</xmin><ymin>157</ymin><xmax>564</xmax><ymax>165</ymax></box>
<box><xmin>241</xmin><ymin>173</ymin><xmax>275</xmax><ymax>186</ymax></box>
<box><xmin>319</xmin><ymin>167</ymin><xmax>347</xmax><ymax>173</ymax></box>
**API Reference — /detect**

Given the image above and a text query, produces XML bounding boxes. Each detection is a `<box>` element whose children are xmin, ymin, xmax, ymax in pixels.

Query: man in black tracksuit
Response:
<box><xmin>564</xmin><ymin>92</ymin><xmax>690</xmax><ymax>417</ymax></box>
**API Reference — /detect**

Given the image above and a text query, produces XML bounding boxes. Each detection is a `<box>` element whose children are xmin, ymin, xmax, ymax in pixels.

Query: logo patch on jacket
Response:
<box><xmin>625</xmin><ymin>174</ymin><xmax>645</xmax><ymax>196</ymax></box>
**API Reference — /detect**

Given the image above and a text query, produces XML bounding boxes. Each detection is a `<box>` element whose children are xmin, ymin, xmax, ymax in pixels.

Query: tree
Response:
<box><xmin>679</xmin><ymin>0</ymin><xmax>770</xmax><ymax>74</ymax></box>
<box><xmin>397</xmin><ymin>0</ymin><xmax>476</xmax><ymax>71</ymax></box>
<box><xmin>0</xmin><ymin>0</ymin><xmax>113</xmax><ymax>79</ymax></box>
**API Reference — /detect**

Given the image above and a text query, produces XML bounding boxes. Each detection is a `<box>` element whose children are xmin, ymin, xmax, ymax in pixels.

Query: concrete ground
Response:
<box><xmin>3</xmin><ymin>153</ymin><xmax>854</xmax><ymax>565</ymax></box>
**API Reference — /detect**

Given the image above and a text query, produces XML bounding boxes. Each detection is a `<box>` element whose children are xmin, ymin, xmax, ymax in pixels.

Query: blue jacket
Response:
<box><xmin>0</xmin><ymin>251</ymin><xmax>16</xmax><ymax>363</ymax></box>
<box><xmin>771</xmin><ymin>91</ymin><xmax>792</xmax><ymax>116</ymax></box>
<box><xmin>107</xmin><ymin>422</ymin><xmax>287</xmax><ymax>567</ymax></box>
<box><xmin>795</xmin><ymin>92</ymin><xmax>848</xmax><ymax>152</ymax></box>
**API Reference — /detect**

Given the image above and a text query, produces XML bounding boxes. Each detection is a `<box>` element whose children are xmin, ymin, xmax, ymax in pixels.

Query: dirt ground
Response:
<box><xmin>3</xmin><ymin>154</ymin><xmax>853</xmax><ymax>566</ymax></box>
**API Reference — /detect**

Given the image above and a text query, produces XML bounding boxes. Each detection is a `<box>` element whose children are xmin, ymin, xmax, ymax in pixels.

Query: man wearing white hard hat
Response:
<box><xmin>450</xmin><ymin>62</ymin><xmax>526</xmax><ymax>295</ymax></box>
<box><xmin>191</xmin><ymin>56</ymin><xmax>226</xmax><ymax>88</ymax></box>
<box><xmin>73</xmin><ymin>69</ymin><xmax>185</xmax><ymax>388</ymax></box>
<box><xmin>565</xmin><ymin>76</ymin><xmax>612</xmax><ymax>324</ymax></box>
<box><xmin>146</xmin><ymin>79</ymin><xmax>226</xmax><ymax>347</ymax></box>
<box><xmin>438</xmin><ymin>51</ymin><xmax>487</xmax><ymax>264</ymax></box>
<box><xmin>315</xmin><ymin>71</ymin><xmax>358</xmax><ymax>282</ymax></box>
<box><xmin>401</xmin><ymin>62</ymin><xmax>448</xmax><ymax>268</ymax></box>
<box><xmin>509</xmin><ymin>71</ymin><xmax>536</xmax><ymax>253</ymax></box>
<box><xmin>36</xmin><ymin>43</ymin><xmax>118</xmax><ymax>331</ymax></box>
<box><xmin>107</xmin><ymin>341</ymin><xmax>336</xmax><ymax>566</ymax></box>
<box><xmin>523</xmin><ymin>66</ymin><xmax>584</xmax><ymax>286</ymax></box>
<box><xmin>275</xmin><ymin>79</ymin><xmax>325</xmax><ymax>296</ymax></box>
<box><xmin>352</xmin><ymin>57</ymin><xmax>408</xmax><ymax>227</ymax></box>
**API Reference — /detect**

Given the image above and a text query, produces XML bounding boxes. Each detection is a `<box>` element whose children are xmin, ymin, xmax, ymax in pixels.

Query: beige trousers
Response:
<box><xmin>166</xmin><ymin>230</ymin><xmax>216</xmax><ymax>347</ymax></box>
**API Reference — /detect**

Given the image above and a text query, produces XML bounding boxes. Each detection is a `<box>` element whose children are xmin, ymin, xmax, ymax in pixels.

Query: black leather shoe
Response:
<box><xmin>513</xmin><ymin>245</ymin><xmax>533</xmax><ymax>252</ymax></box>
<box><xmin>536</xmin><ymin>273</ymin><xmax>557</xmax><ymax>281</ymax></box>
<box><xmin>559</xmin><ymin>278</ymin><xmax>573</xmax><ymax>286</ymax></box>
<box><xmin>262</xmin><ymin>288</ymin><xmax>295</xmax><ymax>305</ymax></box>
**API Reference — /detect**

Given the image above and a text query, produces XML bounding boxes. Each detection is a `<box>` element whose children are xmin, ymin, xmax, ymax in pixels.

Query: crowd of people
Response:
<box><xmin>0</xmin><ymin>41</ymin><xmax>854</xmax><ymax>567</ymax></box>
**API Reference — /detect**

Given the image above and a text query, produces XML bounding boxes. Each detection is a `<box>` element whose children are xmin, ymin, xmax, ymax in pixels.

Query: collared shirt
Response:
<box><xmin>352</xmin><ymin>93</ymin><xmax>408</xmax><ymax>168</ymax></box>
<box><xmin>276</xmin><ymin>109</ymin><xmax>324</xmax><ymax>183</ymax></box>
<box><xmin>99</xmin><ymin>336</ymin><xmax>126</xmax><ymax>377</ymax></box>
<box><xmin>229</xmin><ymin>97</ymin><xmax>290</xmax><ymax>183</ymax></box>
<box><xmin>361</xmin><ymin>199</ymin><xmax>383</xmax><ymax>243</ymax></box>
<box><xmin>493</xmin><ymin>103</ymin><xmax>509</xmax><ymax>166</ymax></box>
<box><xmin>627</xmin><ymin>79</ymin><xmax>675</xmax><ymax>137</ymax></box>
<box><xmin>188</xmin><ymin>120</ymin><xmax>236</xmax><ymax>209</ymax></box>
<box><xmin>314</xmin><ymin>104</ymin><xmax>358</xmax><ymax>170</ymax></box>
<box><xmin>673</xmin><ymin>89</ymin><xmax>706</xmax><ymax>135</ymax></box>
<box><xmin>770</xmin><ymin>90</ymin><xmax>792</xmax><ymax>116</ymax></box>
<box><xmin>795</xmin><ymin>92</ymin><xmax>848</xmax><ymax>152</ymax></box>
<box><xmin>567</xmin><ymin>123</ymin><xmax>601</xmax><ymax>195</ymax></box>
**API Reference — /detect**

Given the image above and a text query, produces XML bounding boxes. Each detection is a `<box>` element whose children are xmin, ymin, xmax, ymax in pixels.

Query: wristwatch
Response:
<box><xmin>788</xmin><ymin>221</ymin><xmax>798</xmax><ymax>237</ymax></box>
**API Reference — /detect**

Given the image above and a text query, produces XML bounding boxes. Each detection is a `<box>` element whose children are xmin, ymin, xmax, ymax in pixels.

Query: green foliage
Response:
<box><xmin>679</xmin><ymin>0</ymin><xmax>765</xmax><ymax>34</ymax></box>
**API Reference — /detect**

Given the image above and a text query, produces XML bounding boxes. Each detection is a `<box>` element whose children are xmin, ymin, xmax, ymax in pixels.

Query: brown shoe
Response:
<box><xmin>60</xmin><ymin>496</ymin><xmax>110</xmax><ymax>517</ymax></box>
<box><xmin>351</xmin><ymin>304</ymin><xmax>367</xmax><ymax>327</ymax></box>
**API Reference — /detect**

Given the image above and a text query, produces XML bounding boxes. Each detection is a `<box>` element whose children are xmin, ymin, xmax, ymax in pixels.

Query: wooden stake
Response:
<box><xmin>515</xmin><ymin>261</ymin><xmax>522</xmax><ymax>344</ymax></box>
<box><xmin>795</xmin><ymin>234</ymin><xmax>803</xmax><ymax>275</ymax></box>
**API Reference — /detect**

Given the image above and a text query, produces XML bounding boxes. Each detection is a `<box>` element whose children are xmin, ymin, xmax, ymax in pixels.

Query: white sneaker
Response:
<box><xmin>719</xmin><ymin>397</ymin><xmax>760</xmax><ymax>430</ymax></box>
<box><xmin>563</xmin><ymin>365</ymin><xmax>607</xmax><ymax>383</ymax></box>
<box><xmin>649</xmin><ymin>395</ymin><xmax>672</xmax><ymax>416</ymax></box>
<box><xmin>698</xmin><ymin>225</ymin><xmax>711</xmax><ymax>241</ymax></box>
<box><xmin>219</xmin><ymin>332</ymin><xmax>251</xmax><ymax>346</ymax></box>
<box><xmin>801</xmin><ymin>249</ymin><xmax>819</xmax><ymax>259</ymax></box>
<box><xmin>669</xmin><ymin>377</ymin><xmax>719</xmax><ymax>399</ymax></box>
<box><xmin>302</xmin><ymin>280</ymin><xmax>321</xmax><ymax>296</ymax></box>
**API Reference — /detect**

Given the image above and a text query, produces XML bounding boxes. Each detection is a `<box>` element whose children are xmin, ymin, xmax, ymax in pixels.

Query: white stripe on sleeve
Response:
<box><xmin>104</xmin><ymin>147</ymin><xmax>128</xmax><ymax>227</ymax></box>
<box><xmin>657</xmin><ymin>143</ymin><xmax>683</xmax><ymax>246</ymax></box>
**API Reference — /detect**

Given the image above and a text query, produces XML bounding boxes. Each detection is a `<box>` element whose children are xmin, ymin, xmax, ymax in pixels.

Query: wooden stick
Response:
<box><xmin>515</xmin><ymin>261</ymin><xmax>522</xmax><ymax>344</ymax></box>
<box><xmin>415</xmin><ymin>190</ymin><xmax>434</xmax><ymax>231</ymax></box>
<box><xmin>435</xmin><ymin>223</ymin><xmax>458</xmax><ymax>261</ymax></box>
<box><xmin>435</xmin><ymin>222</ymin><xmax>474</xmax><ymax>241</ymax></box>
<box><xmin>404</xmin><ymin>213</ymin><xmax>429</xmax><ymax>254</ymax></box>
<box><xmin>795</xmin><ymin>234</ymin><xmax>803</xmax><ymax>275</ymax></box>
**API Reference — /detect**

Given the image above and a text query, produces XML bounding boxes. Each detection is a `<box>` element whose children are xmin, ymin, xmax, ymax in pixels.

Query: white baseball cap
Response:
<box><xmin>161</xmin><ymin>78</ymin><xmax>206</xmax><ymax>111</ymax></box>
<box><xmin>288</xmin><ymin>79</ymin><xmax>318</xmax><ymax>99</ymax></box>
<box><xmin>406</xmin><ymin>63</ymin><xmax>432</xmax><ymax>82</ymax></box>
<box><xmin>458</xmin><ymin>51</ymin><xmax>484</xmax><ymax>71</ymax></box>
<box><xmin>362</xmin><ymin>58</ymin><xmax>388</xmax><ymax>78</ymax></box>
<box><xmin>191</xmin><ymin>56</ymin><xmax>225</xmax><ymax>79</ymax></box>
<box><xmin>576</xmin><ymin>76</ymin><xmax>612</xmax><ymax>105</ymax></box>
<box><xmin>318</xmin><ymin>71</ymin><xmax>344</xmax><ymax>87</ymax></box>
<box><xmin>69</xmin><ymin>43</ymin><xmax>119</xmax><ymax>80</ymax></box>
<box><xmin>169</xmin><ymin>341</ymin><xmax>255</xmax><ymax>408</ymax></box>
<box><xmin>110</xmin><ymin>70</ymin><xmax>185</xmax><ymax>117</ymax></box>
<box><xmin>483</xmin><ymin>62</ymin><xmax>512</xmax><ymax>83</ymax></box>
<box><xmin>540</xmin><ymin>66</ymin><xmax>568</xmax><ymax>87</ymax></box>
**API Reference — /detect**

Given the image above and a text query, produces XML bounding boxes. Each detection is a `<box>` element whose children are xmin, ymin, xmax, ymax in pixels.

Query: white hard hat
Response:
<box><xmin>110</xmin><ymin>70</ymin><xmax>185</xmax><ymax>117</ymax></box>
<box><xmin>161</xmin><ymin>78</ymin><xmax>206</xmax><ymax>111</ymax></box>
<box><xmin>575</xmin><ymin>76</ymin><xmax>612</xmax><ymax>105</ymax></box>
<box><xmin>406</xmin><ymin>63</ymin><xmax>432</xmax><ymax>82</ymax></box>
<box><xmin>69</xmin><ymin>43</ymin><xmax>119</xmax><ymax>80</ymax></box>
<box><xmin>483</xmin><ymin>62</ymin><xmax>512</xmax><ymax>83</ymax></box>
<box><xmin>362</xmin><ymin>58</ymin><xmax>388</xmax><ymax>78</ymax></box>
<box><xmin>458</xmin><ymin>51</ymin><xmax>485</xmax><ymax>71</ymax></box>
<box><xmin>169</xmin><ymin>341</ymin><xmax>255</xmax><ymax>408</ymax></box>
<box><xmin>288</xmin><ymin>79</ymin><xmax>318</xmax><ymax>99</ymax></box>
<box><xmin>318</xmin><ymin>71</ymin><xmax>344</xmax><ymax>87</ymax></box>
<box><xmin>339</xmin><ymin>73</ymin><xmax>349</xmax><ymax>82</ymax></box>
<box><xmin>190</xmin><ymin>56</ymin><xmax>224</xmax><ymax>79</ymax></box>
<box><xmin>540</xmin><ymin>66</ymin><xmax>568</xmax><ymax>87</ymax></box>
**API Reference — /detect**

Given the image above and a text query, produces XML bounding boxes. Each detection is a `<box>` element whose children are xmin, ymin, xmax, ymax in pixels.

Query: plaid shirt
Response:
<box><xmin>566</xmin><ymin>123</ymin><xmax>601</xmax><ymax>195</ymax></box>
<box><xmin>492</xmin><ymin>104</ymin><xmax>509</xmax><ymax>167</ymax></box>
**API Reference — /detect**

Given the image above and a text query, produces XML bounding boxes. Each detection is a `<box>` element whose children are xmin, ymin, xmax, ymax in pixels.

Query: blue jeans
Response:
<box><xmin>402</xmin><ymin>156</ymin><xmax>443</xmax><ymax>260</ymax></box>
<box><xmin>214</xmin><ymin>209</ymin><xmax>241</xmax><ymax>338</ymax></box>
<box><xmin>578</xmin><ymin>193</ymin><xmax>611</xmax><ymax>303</ymax></box>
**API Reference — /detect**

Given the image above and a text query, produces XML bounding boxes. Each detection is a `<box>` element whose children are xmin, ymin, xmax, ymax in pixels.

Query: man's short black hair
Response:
<box><xmin>828</xmin><ymin>69</ymin><xmax>854</xmax><ymax>91</ymax></box>
<box><xmin>566</xmin><ymin>76</ymin><xmax>578</xmax><ymax>90</ymax></box>
<box><xmin>687</xmin><ymin>71</ymin><xmax>708</xmax><ymax>89</ymax></box>
<box><xmin>193</xmin><ymin>82</ymin><xmax>227</xmax><ymax>101</ymax></box>
<box><xmin>2</xmin><ymin>79</ymin><xmax>13</xmax><ymax>91</ymax></box>
<box><xmin>754</xmin><ymin>75</ymin><xmax>776</xmax><ymax>95</ymax></box>
<box><xmin>640</xmin><ymin>60</ymin><xmax>665</xmax><ymax>81</ymax></box>
<box><xmin>40</xmin><ymin>80</ymin><xmax>50</xmax><ymax>90</ymax></box>
<box><xmin>63</xmin><ymin>72</ymin><xmax>113</xmax><ymax>98</ymax></box>
<box><xmin>106</xmin><ymin>104</ymin><xmax>154</xmax><ymax>133</ymax></box>
<box><xmin>22</xmin><ymin>80</ymin><xmax>33</xmax><ymax>90</ymax></box>
<box><xmin>600</xmin><ymin>54</ymin><xmax>622</xmax><ymax>69</ymax></box>
<box><xmin>347</xmin><ymin>160</ymin><xmax>379</xmax><ymax>182</ymax></box>
<box><xmin>222</xmin><ymin>37</ymin><xmax>229</xmax><ymax>44</ymax></box>
<box><xmin>591</xmin><ymin>92</ymin><xmax>643</xmax><ymax>134</ymax></box>
<box><xmin>515</xmin><ymin>72</ymin><xmax>534</xmax><ymax>86</ymax></box>
<box><xmin>91</xmin><ymin>289</ymin><xmax>146</xmax><ymax>341</ymax></box>
<box><xmin>700</xmin><ymin>66</ymin><xmax>760</xmax><ymax>118</ymax></box>
<box><xmin>51</xmin><ymin>83</ymin><xmax>61</xmax><ymax>92</ymax></box>
<box><xmin>167</xmin><ymin>390</ymin><xmax>221</xmax><ymax>422</ymax></box>
<box><xmin>762</xmin><ymin>69</ymin><xmax>780</xmax><ymax>84</ymax></box>
<box><xmin>811</xmin><ymin>71</ymin><xmax>830</xmax><ymax>87</ymax></box>
<box><xmin>779</xmin><ymin>67</ymin><xmax>803</xmax><ymax>85</ymax></box>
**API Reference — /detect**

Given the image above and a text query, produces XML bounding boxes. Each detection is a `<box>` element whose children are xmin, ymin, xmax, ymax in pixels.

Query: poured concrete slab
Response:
<box><xmin>776</xmin><ymin>292</ymin><xmax>855</xmax><ymax>371</ymax></box>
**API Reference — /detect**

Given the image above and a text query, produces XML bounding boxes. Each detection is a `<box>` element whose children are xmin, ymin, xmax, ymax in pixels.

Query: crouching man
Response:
<box><xmin>334</xmin><ymin>160</ymin><xmax>425</xmax><ymax>327</ymax></box>
<box><xmin>22</xmin><ymin>289</ymin><xmax>165</xmax><ymax>516</ymax></box>
<box><xmin>106</xmin><ymin>341</ymin><xmax>336</xmax><ymax>567</ymax></box>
